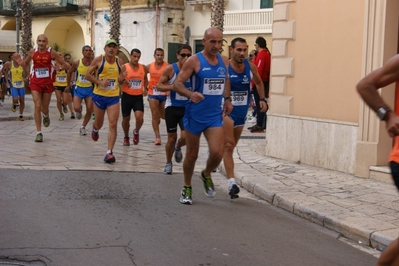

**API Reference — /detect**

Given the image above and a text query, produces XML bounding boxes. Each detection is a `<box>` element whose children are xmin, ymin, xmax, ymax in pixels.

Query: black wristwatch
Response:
<box><xmin>224</xmin><ymin>96</ymin><xmax>232</xmax><ymax>101</ymax></box>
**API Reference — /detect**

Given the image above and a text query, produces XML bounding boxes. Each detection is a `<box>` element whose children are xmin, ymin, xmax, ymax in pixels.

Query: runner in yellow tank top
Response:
<box><xmin>146</xmin><ymin>48</ymin><xmax>169</xmax><ymax>145</ymax></box>
<box><xmin>67</xmin><ymin>45</ymin><xmax>94</xmax><ymax>136</ymax></box>
<box><xmin>53</xmin><ymin>51</ymin><xmax>70</xmax><ymax>121</ymax></box>
<box><xmin>85</xmin><ymin>39</ymin><xmax>125</xmax><ymax>163</ymax></box>
<box><xmin>3</xmin><ymin>57</ymin><xmax>29</xmax><ymax>121</ymax></box>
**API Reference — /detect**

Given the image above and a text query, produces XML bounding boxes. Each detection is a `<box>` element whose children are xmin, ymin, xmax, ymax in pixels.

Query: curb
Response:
<box><xmin>219</xmin><ymin>162</ymin><xmax>392</xmax><ymax>251</ymax></box>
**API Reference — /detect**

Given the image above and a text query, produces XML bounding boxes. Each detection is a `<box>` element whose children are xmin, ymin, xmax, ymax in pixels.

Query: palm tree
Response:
<box><xmin>20</xmin><ymin>0</ymin><xmax>32</xmax><ymax>56</ymax></box>
<box><xmin>109</xmin><ymin>0</ymin><xmax>121</xmax><ymax>44</ymax></box>
<box><xmin>210</xmin><ymin>0</ymin><xmax>224</xmax><ymax>32</ymax></box>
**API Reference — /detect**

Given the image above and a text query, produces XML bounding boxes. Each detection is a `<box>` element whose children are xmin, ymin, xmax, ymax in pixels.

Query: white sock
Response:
<box><xmin>228</xmin><ymin>178</ymin><xmax>236</xmax><ymax>187</ymax></box>
<box><xmin>107</xmin><ymin>150</ymin><xmax>112</xmax><ymax>154</ymax></box>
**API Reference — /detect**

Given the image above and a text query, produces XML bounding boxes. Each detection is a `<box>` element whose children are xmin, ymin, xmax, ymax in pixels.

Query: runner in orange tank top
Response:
<box><xmin>120</xmin><ymin>48</ymin><xmax>148</xmax><ymax>146</ymax></box>
<box><xmin>146</xmin><ymin>48</ymin><xmax>168</xmax><ymax>145</ymax></box>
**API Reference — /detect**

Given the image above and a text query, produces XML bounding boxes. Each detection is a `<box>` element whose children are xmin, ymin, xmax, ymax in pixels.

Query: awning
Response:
<box><xmin>0</xmin><ymin>30</ymin><xmax>16</xmax><ymax>52</ymax></box>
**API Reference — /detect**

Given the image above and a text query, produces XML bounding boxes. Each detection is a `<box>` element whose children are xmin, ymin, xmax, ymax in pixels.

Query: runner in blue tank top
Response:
<box><xmin>157</xmin><ymin>44</ymin><xmax>192</xmax><ymax>175</ymax></box>
<box><xmin>173</xmin><ymin>27</ymin><xmax>233</xmax><ymax>205</ymax></box>
<box><xmin>223</xmin><ymin>37</ymin><xmax>268</xmax><ymax>199</ymax></box>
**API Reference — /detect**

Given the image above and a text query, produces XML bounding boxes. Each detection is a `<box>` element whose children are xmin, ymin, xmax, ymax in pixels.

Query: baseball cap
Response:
<box><xmin>104</xmin><ymin>39</ymin><xmax>118</xmax><ymax>47</ymax></box>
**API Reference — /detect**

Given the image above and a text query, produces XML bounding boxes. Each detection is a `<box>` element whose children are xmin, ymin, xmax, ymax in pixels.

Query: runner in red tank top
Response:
<box><xmin>13</xmin><ymin>34</ymin><xmax>69</xmax><ymax>142</ymax></box>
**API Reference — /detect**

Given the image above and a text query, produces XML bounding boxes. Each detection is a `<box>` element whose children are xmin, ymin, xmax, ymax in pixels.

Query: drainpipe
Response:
<box><xmin>90</xmin><ymin>0</ymin><xmax>94</xmax><ymax>47</ymax></box>
<box><xmin>155</xmin><ymin>0</ymin><xmax>159</xmax><ymax>49</ymax></box>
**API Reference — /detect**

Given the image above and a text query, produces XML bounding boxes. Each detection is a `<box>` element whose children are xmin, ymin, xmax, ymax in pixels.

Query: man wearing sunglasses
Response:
<box><xmin>173</xmin><ymin>27</ymin><xmax>233</xmax><ymax>205</ymax></box>
<box><xmin>157</xmin><ymin>44</ymin><xmax>192</xmax><ymax>175</ymax></box>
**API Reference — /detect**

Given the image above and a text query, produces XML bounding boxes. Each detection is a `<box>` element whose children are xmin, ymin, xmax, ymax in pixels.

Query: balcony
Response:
<box><xmin>224</xmin><ymin>9</ymin><xmax>273</xmax><ymax>34</ymax></box>
<box><xmin>0</xmin><ymin>0</ymin><xmax>90</xmax><ymax>16</ymax></box>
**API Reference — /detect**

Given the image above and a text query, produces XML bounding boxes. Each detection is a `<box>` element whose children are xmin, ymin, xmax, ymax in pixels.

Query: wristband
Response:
<box><xmin>224</xmin><ymin>96</ymin><xmax>232</xmax><ymax>101</ymax></box>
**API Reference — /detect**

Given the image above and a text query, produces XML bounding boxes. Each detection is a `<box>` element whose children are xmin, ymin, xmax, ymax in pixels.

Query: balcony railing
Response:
<box><xmin>224</xmin><ymin>9</ymin><xmax>273</xmax><ymax>34</ymax></box>
<box><xmin>0</xmin><ymin>0</ymin><xmax>90</xmax><ymax>16</ymax></box>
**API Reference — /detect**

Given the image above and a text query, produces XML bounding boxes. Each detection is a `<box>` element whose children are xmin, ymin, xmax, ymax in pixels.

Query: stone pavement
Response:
<box><xmin>0</xmin><ymin>93</ymin><xmax>398</xmax><ymax>255</ymax></box>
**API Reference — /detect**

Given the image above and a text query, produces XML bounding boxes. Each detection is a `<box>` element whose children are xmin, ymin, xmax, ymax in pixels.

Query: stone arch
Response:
<box><xmin>1</xmin><ymin>19</ymin><xmax>16</xmax><ymax>30</ymax></box>
<box><xmin>118</xmin><ymin>46</ymin><xmax>129</xmax><ymax>63</ymax></box>
<box><xmin>44</xmin><ymin>17</ymin><xmax>84</xmax><ymax>60</ymax></box>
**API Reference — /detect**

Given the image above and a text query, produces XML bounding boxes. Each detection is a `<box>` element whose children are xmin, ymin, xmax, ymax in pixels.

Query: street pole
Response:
<box><xmin>15</xmin><ymin>0</ymin><xmax>21</xmax><ymax>54</ymax></box>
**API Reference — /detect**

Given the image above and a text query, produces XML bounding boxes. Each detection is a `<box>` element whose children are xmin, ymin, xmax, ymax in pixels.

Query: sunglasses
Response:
<box><xmin>179</xmin><ymin>53</ymin><xmax>191</xmax><ymax>58</ymax></box>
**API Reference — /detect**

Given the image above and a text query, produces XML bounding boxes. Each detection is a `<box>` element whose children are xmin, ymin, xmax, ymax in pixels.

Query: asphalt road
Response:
<box><xmin>0</xmin><ymin>169</ymin><xmax>378</xmax><ymax>266</ymax></box>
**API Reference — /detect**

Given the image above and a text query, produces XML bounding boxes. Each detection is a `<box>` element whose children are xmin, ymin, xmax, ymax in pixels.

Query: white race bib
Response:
<box><xmin>175</xmin><ymin>92</ymin><xmax>188</xmax><ymax>101</ymax></box>
<box><xmin>13</xmin><ymin>80</ymin><xmax>23</xmax><ymax>88</ymax></box>
<box><xmin>231</xmin><ymin>91</ymin><xmax>248</xmax><ymax>106</ymax></box>
<box><xmin>56</xmin><ymin>75</ymin><xmax>66</xmax><ymax>83</ymax></box>
<box><xmin>78</xmin><ymin>74</ymin><xmax>91</xmax><ymax>84</ymax></box>
<box><xmin>203</xmin><ymin>78</ymin><xmax>224</xmax><ymax>95</ymax></box>
<box><xmin>153</xmin><ymin>86</ymin><xmax>164</xmax><ymax>95</ymax></box>
<box><xmin>128</xmin><ymin>79</ymin><xmax>142</xmax><ymax>89</ymax></box>
<box><xmin>100</xmin><ymin>79</ymin><xmax>116</xmax><ymax>90</ymax></box>
<box><xmin>35</xmin><ymin>68</ymin><xmax>49</xmax><ymax>78</ymax></box>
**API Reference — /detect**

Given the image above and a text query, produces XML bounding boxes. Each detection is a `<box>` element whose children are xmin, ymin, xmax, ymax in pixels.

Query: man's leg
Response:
<box><xmin>149</xmin><ymin>98</ymin><xmax>161</xmax><ymax>141</ymax></box>
<box><xmin>31</xmin><ymin>90</ymin><xmax>43</xmax><ymax>132</ymax></box>
<box><xmin>377</xmin><ymin>237</ymin><xmax>399</xmax><ymax>266</ymax></box>
<box><xmin>55</xmin><ymin>89</ymin><xmax>63</xmax><ymax>115</ymax></box>
<box><xmin>223</xmin><ymin>116</ymin><xmax>236</xmax><ymax>179</ymax></box>
<box><xmin>106</xmin><ymin>102</ymin><xmax>120</xmax><ymax>151</ymax></box>
<box><xmin>82</xmin><ymin>97</ymin><xmax>93</xmax><ymax>127</ymax></box>
<box><xmin>203</xmin><ymin>126</ymin><xmax>225</xmax><ymax>177</ymax></box>
<box><xmin>183</xmin><ymin>130</ymin><xmax>200</xmax><ymax>187</ymax></box>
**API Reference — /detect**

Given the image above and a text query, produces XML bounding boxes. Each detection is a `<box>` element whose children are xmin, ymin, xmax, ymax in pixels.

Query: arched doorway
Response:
<box><xmin>118</xmin><ymin>46</ymin><xmax>129</xmax><ymax>63</ymax></box>
<box><xmin>44</xmin><ymin>17</ymin><xmax>84</xmax><ymax>60</ymax></box>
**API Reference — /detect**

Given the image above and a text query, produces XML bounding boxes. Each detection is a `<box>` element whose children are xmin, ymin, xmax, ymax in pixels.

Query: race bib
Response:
<box><xmin>100</xmin><ymin>79</ymin><xmax>116</xmax><ymax>90</ymax></box>
<box><xmin>231</xmin><ymin>91</ymin><xmax>248</xmax><ymax>106</ymax></box>
<box><xmin>13</xmin><ymin>80</ymin><xmax>23</xmax><ymax>88</ymax></box>
<box><xmin>35</xmin><ymin>68</ymin><xmax>49</xmax><ymax>78</ymax></box>
<box><xmin>56</xmin><ymin>75</ymin><xmax>66</xmax><ymax>83</ymax></box>
<box><xmin>153</xmin><ymin>86</ymin><xmax>164</xmax><ymax>95</ymax></box>
<box><xmin>78</xmin><ymin>74</ymin><xmax>91</xmax><ymax>84</ymax></box>
<box><xmin>128</xmin><ymin>79</ymin><xmax>142</xmax><ymax>89</ymax></box>
<box><xmin>175</xmin><ymin>92</ymin><xmax>188</xmax><ymax>101</ymax></box>
<box><xmin>203</xmin><ymin>78</ymin><xmax>224</xmax><ymax>95</ymax></box>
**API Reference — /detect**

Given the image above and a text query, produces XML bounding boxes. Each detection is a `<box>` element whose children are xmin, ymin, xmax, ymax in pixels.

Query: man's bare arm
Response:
<box><xmin>156</xmin><ymin>65</ymin><xmax>174</xmax><ymax>92</ymax></box>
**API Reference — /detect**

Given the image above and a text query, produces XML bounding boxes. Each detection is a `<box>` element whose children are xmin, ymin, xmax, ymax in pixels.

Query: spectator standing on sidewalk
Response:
<box><xmin>157</xmin><ymin>44</ymin><xmax>192</xmax><ymax>175</ymax></box>
<box><xmin>84</xmin><ymin>39</ymin><xmax>124</xmax><ymax>163</ymax></box>
<box><xmin>356</xmin><ymin>53</ymin><xmax>399</xmax><ymax>266</ymax></box>
<box><xmin>249</xmin><ymin>36</ymin><xmax>271</xmax><ymax>133</ymax></box>
<box><xmin>173</xmin><ymin>27</ymin><xmax>232</xmax><ymax>205</ymax></box>
<box><xmin>119</xmin><ymin>48</ymin><xmax>148</xmax><ymax>146</ymax></box>
<box><xmin>67</xmin><ymin>45</ymin><xmax>94</xmax><ymax>136</ymax></box>
<box><xmin>224</xmin><ymin>37</ymin><xmax>267</xmax><ymax>199</ymax></box>
<box><xmin>13</xmin><ymin>34</ymin><xmax>69</xmax><ymax>142</ymax></box>
<box><xmin>3</xmin><ymin>53</ymin><xmax>30</xmax><ymax>121</ymax></box>
<box><xmin>146</xmin><ymin>48</ymin><xmax>169</xmax><ymax>145</ymax></box>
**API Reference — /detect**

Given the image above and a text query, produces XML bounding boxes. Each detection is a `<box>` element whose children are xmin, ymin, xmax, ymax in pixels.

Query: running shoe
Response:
<box><xmin>62</xmin><ymin>104</ymin><xmax>68</xmax><ymax>114</ymax></box>
<box><xmin>35</xmin><ymin>133</ymin><xmax>43</xmax><ymax>142</ymax></box>
<box><xmin>59</xmin><ymin>113</ymin><xmax>64</xmax><ymax>121</ymax></box>
<box><xmin>174</xmin><ymin>148</ymin><xmax>183</xmax><ymax>163</ymax></box>
<box><xmin>43</xmin><ymin>115</ymin><xmax>50</xmax><ymax>127</ymax></box>
<box><xmin>91</xmin><ymin>129</ymin><xmax>99</xmax><ymax>141</ymax></box>
<box><xmin>155</xmin><ymin>137</ymin><xmax>161</xmax><ymax>145</ymax></box>
<box><xmin>164</xmin><ymin>162</ymin><xmax>173</xmax><ymax>175</ymax></box>
<box><xmin>11</xmin><ymin>105</ymin><xmax>16</xmax><ymax>112</ymax></box>
<box><xmin>250</xmin><ymin>125</ymin><xmax>264</xmax><ymax>133</ymax></box>
<box><xmin>180</xmin><ymin>186</ymin><xmax>193</xmax><ymax>205</ymax></box>
<box><xmin>71</xmin><ymin>113</ymin><xmax>76</xmax><ymax>119</ymax></box>
<box><xmin>80</xmin><ymin>127</ymin><xmax>87</xmax><ymax>136</ymax></box>
<box><xmin>133</xmin><ymin>130</ymin><xmax>139</xmax><ymax>145</ymax></box>
<box><xmin>76</xmin><ymin>107</ymin><xmax>82</xmax><ymax>120</ymax></box>
<box><xmin>104</xmin><ymin>152</ymin><xmax>116</xmax><ymax>163</ymax></box>
<box><xmin>123</xmin><ymin>137</ymin><xmax>130</xmax><ymax>146</ymax></box>
<box><xmin>18</xmin><ymin>116</ymin><xmax>24</xmax><ymax>121</ymax></box>
<box><xmin>228</xmin><ymin>184</ymin><xmax>240</xmax><ymax>199</ymax></box>
<box><xmin>199</xmin><ymin>170</ymin><xmax>216</xmax><ymax>197</ymax></box>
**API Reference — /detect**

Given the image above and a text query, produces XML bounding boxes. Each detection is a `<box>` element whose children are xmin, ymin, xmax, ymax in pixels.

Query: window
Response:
<box><xmin>195</xmin><ymin>40</ymin><xmax>204</xmax><ymax>53</ymax></box>
<box><xmin>260</xmin><ymin>0</ymin><xmax>273</xmax><ymax>9</ymax></box>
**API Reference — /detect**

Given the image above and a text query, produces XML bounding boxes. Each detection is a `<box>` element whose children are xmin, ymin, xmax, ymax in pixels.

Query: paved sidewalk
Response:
<box><xmin>0</xmin><ymin>94</ymin><xmax>398</xmax><ymax>254</ymax></box>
